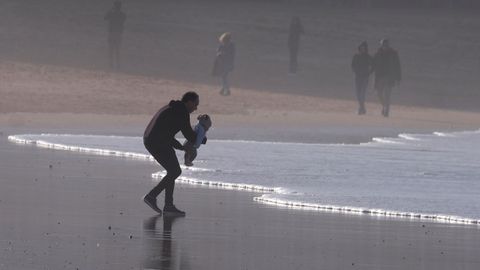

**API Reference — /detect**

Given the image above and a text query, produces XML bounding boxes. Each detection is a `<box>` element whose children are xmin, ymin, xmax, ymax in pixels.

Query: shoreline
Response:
<box><xmin>1</xmin><ymin>131</ymin><xmax>480</xmax><ymax>270</ymax></box>
<box><xmin>7</xmin><ymin>129</ymin><xmax>480</xmax><ymax>227</ymax></box>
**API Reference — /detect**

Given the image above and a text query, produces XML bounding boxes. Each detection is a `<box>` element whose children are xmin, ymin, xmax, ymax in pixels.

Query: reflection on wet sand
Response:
<box><xmin>142</xmin><ymin>215</ymin><xmax>190</xmax><ymax>270</ymax></box>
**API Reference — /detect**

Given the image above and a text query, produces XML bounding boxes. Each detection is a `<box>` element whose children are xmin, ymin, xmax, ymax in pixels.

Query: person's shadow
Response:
<box><xmin>142</xmin><ymin>214</ymin><xmax>189</xmax><ymax>269</ymax></box>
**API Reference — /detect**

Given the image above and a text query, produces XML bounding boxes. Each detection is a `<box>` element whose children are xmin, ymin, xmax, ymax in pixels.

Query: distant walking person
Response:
<box><xmin>212</xmin><ymin>32</ymin><xmax>235</xmax><ymax>96</ymax></box>
<box><xmin>288</xmin><ymin>16</ymin><xmax>304</xmax><ymax>74</ymax></box>
<box><xmin>104</xmin><ymin>1</ymin><xmax>126</xmax><ymax>70</ymax></box>
<box><xmin>351</xmin><ymin>41</ymin><xmax>373</xmax><ymax>115</ymax></box>
<box><xmin>143</xmin><ymin>91</ymin><xmax>203</xmax><ymax>216</ymax></box>
<box><xmin>372</xmin><ymin>39</ymin><xmax>401</xmax><ymax>117</ymax></box>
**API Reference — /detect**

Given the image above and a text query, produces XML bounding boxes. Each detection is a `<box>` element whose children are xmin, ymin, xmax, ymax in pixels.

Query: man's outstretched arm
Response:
<box><xmin>180</xmin><ymin>114</ymin><xmax>197</xmax><ymax>143</ymax></box>
<box><xmin>172</xmin><ymin>139</ymin><xmax>184</xmax><ymax>150</ymax></box>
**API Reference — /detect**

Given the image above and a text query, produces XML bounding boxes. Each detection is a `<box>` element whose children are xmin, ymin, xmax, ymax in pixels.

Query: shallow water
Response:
<box><xmin>8</xmin><ymin>129</ymin><xmax>480</xmax><ymax>224</ymax></box>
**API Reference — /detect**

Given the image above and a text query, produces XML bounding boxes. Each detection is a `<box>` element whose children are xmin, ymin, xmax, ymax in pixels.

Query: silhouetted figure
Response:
<box><xmin>372</xmin><ymin>39</ymin><xmax>401</xmax><ymax>117</ymax></box>
<box><xmin>183</xmin><ymin>114</ymin><xmax>212</xmax><ymax>167</ymax></box>
<box><xmin>288</xmin><ymin>17</ymin><xmax>304</xmax><ymax>74</ymax></box>
<box><xmin>104</xmin><ymin>1</ymin><xmax>126</xmax><ymax>70</ymax></box>
<box><xmin>351</xmin><ymin>41</ymin><xmax>373</xmax><ymax>115</ymax></box>
<box><xmin>143</xmin><ymin>91</ymin><xmax>203</xmax><ymax>216</ymax></box>
<box><xmin>212</xmin><ymin>32</ymin><xmax>235</xmax><ymax>96</ymax></box>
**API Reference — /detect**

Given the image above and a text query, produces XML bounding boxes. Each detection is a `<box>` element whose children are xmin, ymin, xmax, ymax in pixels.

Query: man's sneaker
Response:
<box><xmin>163</xmin><ymin>204</ymin><xmax>186</xmax><ymax>216</ymax></box>
<box><xmin>143</xmin><ymin>194</ymin><xmax>162</xmax><ymax>214</ymax></box>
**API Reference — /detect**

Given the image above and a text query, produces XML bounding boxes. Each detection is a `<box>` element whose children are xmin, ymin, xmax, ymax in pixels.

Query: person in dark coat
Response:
<box><xmin>104</xmin><ymin>1</ymin><xmax>126</xmax><ymax>70</ymax></box>
<box><xmin>212</xmin><ymin>32</ymin><xmax>235</xmax><ymax>96</ymax></box>
<box><xmin>143</xmin><ymin>91</ymin><xmax>203</xmax><ymax>216</ymax></box>
<box><xmin>351</xmin><ymin>41</ymin><xmax>373</xmax><ymax>115</ymax></box>
<box><xmin>288</xmin><ymin>16</ymin><xmax>304</xmax><ymax>74</ymax></box>
<box><xmin>372</xmin><ymin>39</ymin><xmax>401</xmax><ymax>117</ymax></box>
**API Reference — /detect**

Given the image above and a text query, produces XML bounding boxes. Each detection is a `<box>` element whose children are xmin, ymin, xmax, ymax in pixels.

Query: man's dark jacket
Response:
<box><xmin>288</xmin><ymin>22</ymin><xmax>304</xmax><ymax>51</ymax></box>
<box><xmin>104</xmin><ymin>10</ymin><xmax>126</xmax><ymax>35</ymax></box>
<box><xmin>144</xmin><ymin>100</ymin><xmax>196</xmax><ymax>150</ymax></box>
<box><xmin>351</xmin><ymin>53</ymin><xmax>373</xmax><ymax>78</ymax></box>
<box><xmin>373</xmin><ymin>48</ymin><xmax>401</xmax><ymax>84</ymax></box>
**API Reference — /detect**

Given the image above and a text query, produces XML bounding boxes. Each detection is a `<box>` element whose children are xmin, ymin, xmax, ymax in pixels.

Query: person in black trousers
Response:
<box><xmin>288</xmin><ymin>16</ymin><xmax>304</xmax><ymax>74</ymax></box>
<box><xmin>351</xmin><ymin>41</ymin><xmax>373</xmax><ymax>115</ymax></box>
<box><xmin>372</xmin><ymin>39</ymin><xmax>402</xmax><ymax>117</ymax></box>
<box><xmin>143</xmin><ymin>91</ymin><xmax>203</xmax><ymax>216</ymax></box>
<box><xmin>104</xmin><ymin>1</ymin><xmax>126</xmax><ymax>70</ymax></box>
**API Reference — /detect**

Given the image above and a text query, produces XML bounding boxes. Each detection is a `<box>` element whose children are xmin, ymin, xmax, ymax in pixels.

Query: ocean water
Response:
<box><xmin>8</xmin><ymin>130</ymin><xmax>480</xmax><ymax>225</ymax></box>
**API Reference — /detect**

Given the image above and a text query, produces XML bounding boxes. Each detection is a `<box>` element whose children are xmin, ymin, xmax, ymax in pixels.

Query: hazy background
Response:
<box><xmin>1</xmin><ymin>0</ymin><xmax>479</xmax><ymax>110</ymax></box>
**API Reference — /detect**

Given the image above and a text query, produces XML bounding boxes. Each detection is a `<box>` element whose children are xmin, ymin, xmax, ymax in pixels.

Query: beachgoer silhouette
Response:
<box><xmin>351</xmin><ymin>41</ymin><xmax>373</xmax><ymax>115</ymax></box>
<box><xmin>143</xmin><ymin>91</ymin><xmax>204</xmax><ymax>216</ymax></box>
<box><xmin>372</xmin><ymin>39</ymin><xmax>401</xmax><ymax>117</ymax></box>
<box><xmin>104</xmin><ymin>1</ymin><xmax>126</xmax><ymax>70</ymax></box>
<box><xmin>288</xmin><ymin>16</ymin><xmax>304</xmax><ymax>74</ymax></box>
<box><xmin>212</xmin><ymin>32</ymin><xmax>235</xmax><ymax>96</ymax></box>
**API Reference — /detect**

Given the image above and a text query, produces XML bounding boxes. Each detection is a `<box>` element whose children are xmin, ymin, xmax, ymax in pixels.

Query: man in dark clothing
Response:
<box><xmin>104</xmin><ymin>1</ymin><xmax>126</xmax><ymax>70</ymax></box>
<box><xmin>351</xmin><ymin>41</ymin><xmax>373</xmax><ymax>115</ymax></box>
<box><xmin>372</xmin><ymin>39</ymin><xmax>401</xmax><ymax>117</ymax></box>
<box><xmin>288</xmin><ymin>16</ymin><xmax>304</xmax><ymax>74</ymax></box>
<box><xmin>143</xmin><ymin>91</ymin><xmax>201</xmax><ymax>216</ymax></box>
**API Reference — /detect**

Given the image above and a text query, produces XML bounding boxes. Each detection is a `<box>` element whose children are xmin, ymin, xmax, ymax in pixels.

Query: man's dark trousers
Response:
<box><xmin>145</xmin><ymin>144</ymin><xmax>181</xmax><ymax>206</ymax></box>
<box><xmin>355</xmin><ymin>75</ymin><xmax>369</xmax><ymax>112</ymax></box>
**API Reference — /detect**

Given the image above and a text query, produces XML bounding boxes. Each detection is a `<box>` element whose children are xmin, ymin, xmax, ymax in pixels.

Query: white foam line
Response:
<box><xmin>253</xmin><ymin>196</ymin><xmax>480</xmax><ymax>226</ymax></box>
<box><xmin>371</xmin><ymin>137</ymin><xmax>404</xmax><ymax>144</ymax></box>
<box><xmin>182</xmin><ymin>166</ymin><xmax>216</xmax><ymax>172</ymax></box>
<box><xmin>153</xmin><ymin>173</ymin><xmax>480</xmax><ymax>226</ymax></box>
<box><xmin>8</xmin><ymin>134</ymin><xmax>224</xmax><ymax>173</ymax></box>
<box><xmin>152</xmin><ymin>172</ymin><xmax>279</xmax><ymax>193</ymax></box>
<box><xmin>8</xmin><ymin>134</ymin><xmax>154</xmax><ymax>161</ymax></box>
<box><xmin>398</xmin><ymin>133</ymin><xmax>421</xmax><ymax>141</ymax></box>
<box><xmin>433</xmin><ymin>132</ymin><xmax>452</xmax><ymax>137</ymax></box>
<box><xmin>210</xmin><ymin>139</ymin><xmax>317</xmax><ymax>146</ymax></box>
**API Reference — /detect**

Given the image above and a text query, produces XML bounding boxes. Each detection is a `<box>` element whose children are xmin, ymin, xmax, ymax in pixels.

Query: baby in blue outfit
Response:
<box><xmin>183</xmin><ymin>114</ymin><xmax>212</xmax><ymax>166</ymax></box>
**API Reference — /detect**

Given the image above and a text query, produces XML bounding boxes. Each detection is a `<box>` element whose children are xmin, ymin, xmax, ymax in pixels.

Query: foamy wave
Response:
<box><xmin>433</xmin><ymin>132</ymin><xmax>454</xmax><ymax>137</ymax></box>
<box><xmin>210</xmin><ymin>139</ymin><xmax>320</xmax><ymax>146</ymax></box>
<box><xmin>8</xmin><ymin>134</ymin><xmax>154</xmax><ymax>161</ymax></box>
<box><xmin>152</xmin><ymin>172</ymin><xmax>280</xmax><ymax>193</ymax></box>
<box><xmin>182</xmin><ymin>166</ymin><xmax>217</xmax><ymax>172</ymax></box>
<box><xmin>254</xmin><ymin>195</ymin><xmax>480</xmax><ymax>225</ymax></box>
<box><xmin>371</xmin><ymin>137</ymin><xmax>404</xmax><ymax>144</ymax></box>
<box><xmin>398</xmin><ymin>133</ymin><xmax>421</xmax><ymax>141</ymax></box>
<box><xmin>8</xmin><ymin>134</ymin><xmax>219</xmax><ymax>172</ymax></box>
<box><xmin>434</xmin><ymin>129</ymin><xmax>480</xmax><ymax>137</ymax></box>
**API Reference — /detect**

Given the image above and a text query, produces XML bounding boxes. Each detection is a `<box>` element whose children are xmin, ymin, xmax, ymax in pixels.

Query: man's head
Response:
<box><xmin>358</xmin><ymin>41</ymin><xmax>368</xmax><ymax>53</ymax></box>
<box><xmin>380</xmin><ymin>39</ymin><xmax>390</xmax><ymax>50</ymax></box>
<box><xmin>181</xmin><ymin>91</ymin><xmax>199</xmax><ymax>113</ymax></box>
<box><xmin>114</xmin><ymin>1</ymin><xmax>122</xmax><ymax>10</ymax></box>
